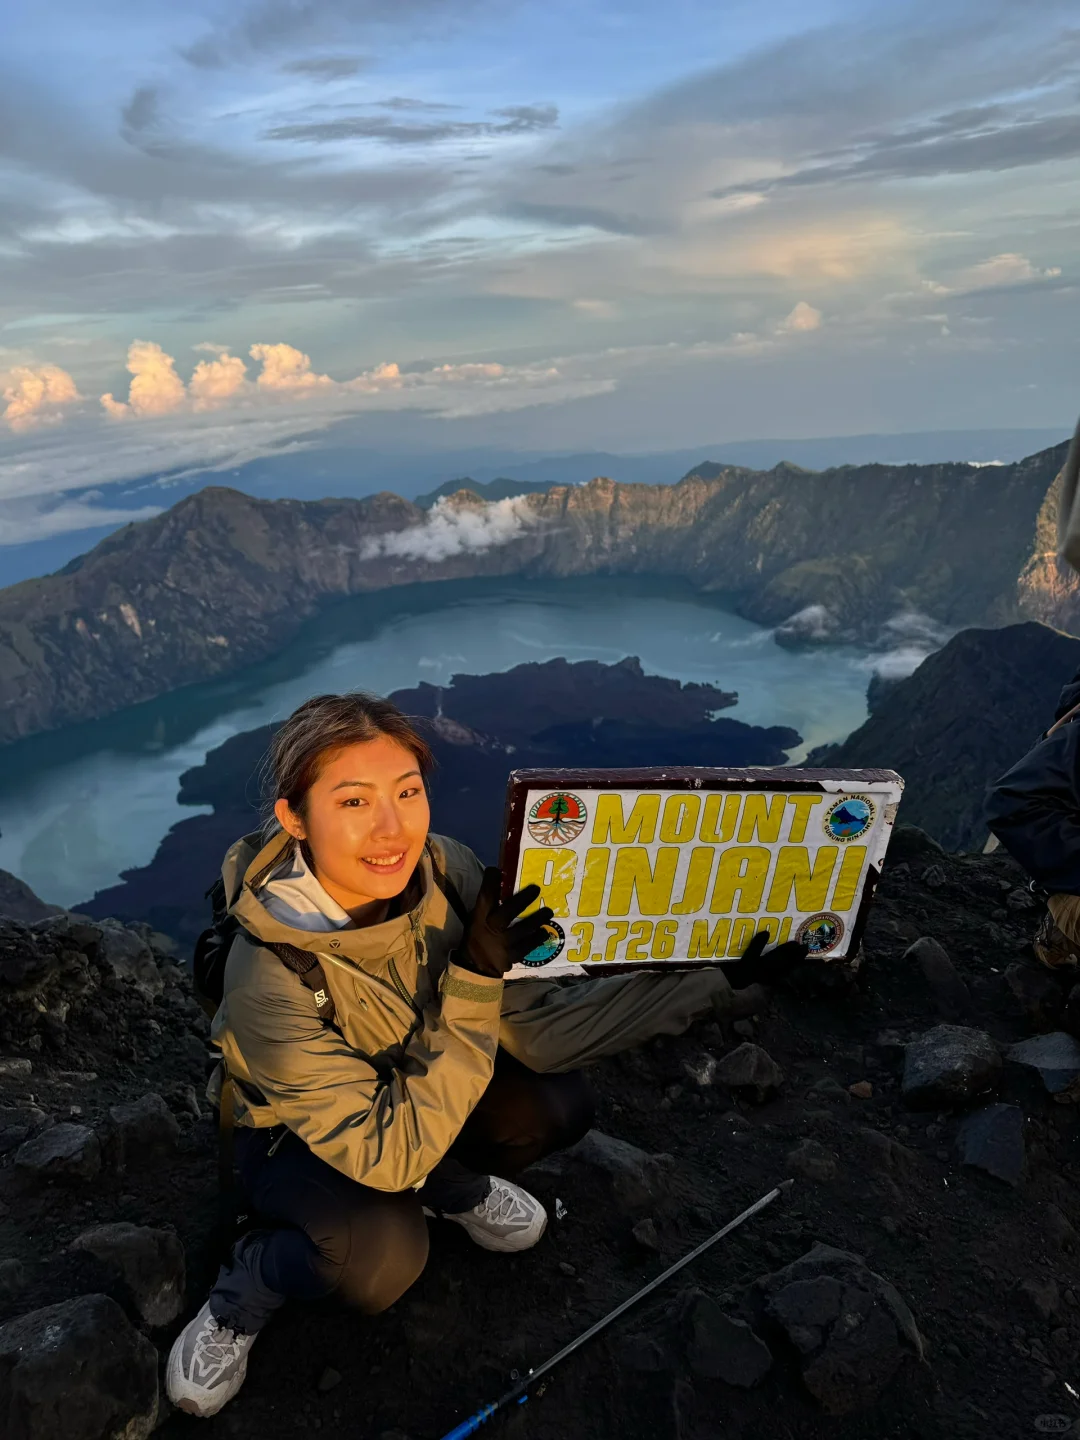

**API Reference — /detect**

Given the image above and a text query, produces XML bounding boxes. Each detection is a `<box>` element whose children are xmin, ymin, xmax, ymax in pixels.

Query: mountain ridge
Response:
<box><xmin>0</xmin><ymin>442</ymin><xmax>1075</xmax><ymax>745</ymax></box>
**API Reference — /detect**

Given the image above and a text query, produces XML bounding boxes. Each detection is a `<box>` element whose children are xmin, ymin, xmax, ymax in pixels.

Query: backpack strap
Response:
<box><xmin>257</xmin><ymin>935</ymin><xmax>338</xmax><ymax>1028</ymax></box>
<box><xmin>426</xmin><ymin>840</ymin><xmax>471</xmax><ymax>931</ymax></box>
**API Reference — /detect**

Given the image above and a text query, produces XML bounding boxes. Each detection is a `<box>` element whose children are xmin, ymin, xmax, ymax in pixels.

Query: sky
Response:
<box><xmin>1</xmin><ymin>0</ymin><xmax>1079</xmax><ymax>547</ymax></box>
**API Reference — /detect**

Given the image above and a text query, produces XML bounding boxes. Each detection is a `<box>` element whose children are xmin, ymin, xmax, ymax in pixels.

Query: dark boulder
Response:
<box><xmin>0</xmin><ymin>1293</ymin><xmax>158</xmax><ymax>1440</ymax></box>
<box><xmin>14</xmin><ymin>1122</ymin><xmax>100</xmax><ymax>1185</ymax></box>
<box><xmin>683</xmin><ymin>1291</ymin><xmax>773</xmax><ymax>1387</ymax></box>
<box><xmin>901</xmin><ymin>1025</ymin><xmax>1001</xmax><ymax>1109</ymax></box>
<box><xmin>714</xmin><ymin>1043</ymin><xmax>784</xmax><ymax>1103</ymax></box>
<box><xmin>753</xmin><ymin>1243</ymin><xmax>923</xmax><ymax>1415</ymax></box>
<box><xmin>955</xmin><ymin>1103</ymin><xmax>1025</xmax><ymax>1186</ymax></box>
<box><xmin>71</xmin><ymin>1222</ymin><xmax>186</xmax><ymax>1327</ymax></box>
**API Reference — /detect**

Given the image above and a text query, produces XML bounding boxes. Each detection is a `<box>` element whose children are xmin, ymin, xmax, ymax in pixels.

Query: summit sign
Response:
<box><xmin>499</xmin><ymin>767</ymin><xmax>903</xmax><ymax>978</ymax></box>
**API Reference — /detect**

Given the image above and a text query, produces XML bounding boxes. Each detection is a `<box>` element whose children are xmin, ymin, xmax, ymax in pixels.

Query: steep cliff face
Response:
<box><xmin>811</xmin><ymin>621</ymin><xmax>1080</xmax><ymax>851</ymax></box>
<box><xmin>0</xmin><ymin>441</ymin><xmax>1070</xmax><ymax>744</ymax></box>
<box><xmin>1016</xmin><ymin>468</ymin><xmax>1080</xmax><ymax>634</ymax></box>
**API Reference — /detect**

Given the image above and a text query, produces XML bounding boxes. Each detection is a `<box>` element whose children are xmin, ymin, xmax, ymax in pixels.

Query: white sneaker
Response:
<box><xmin>166</xmin><ymin>1299</ymin><xmax>259</xmax><ymax>1417</ymax></box>
<box><xmin>440</xmin><ymin>1176</ymin><xmax>548</xmax><ymax>1253</ymax></box>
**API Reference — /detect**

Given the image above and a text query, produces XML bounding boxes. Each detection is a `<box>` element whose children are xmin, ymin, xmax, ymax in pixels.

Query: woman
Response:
<box><xmin>167</xmin><ymin>692</ymin><xmax>765</xmax><ymax>1418</ymax></box>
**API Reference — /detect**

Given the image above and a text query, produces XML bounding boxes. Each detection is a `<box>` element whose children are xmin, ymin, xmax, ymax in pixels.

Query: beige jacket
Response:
<box><xmin>212</xmin><ymin>829</ymin><xmax>733</xmax><ymax>1193</ymax></box>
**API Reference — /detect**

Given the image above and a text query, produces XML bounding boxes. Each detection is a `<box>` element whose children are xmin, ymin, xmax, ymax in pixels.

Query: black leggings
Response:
<box><xmin>210</xmin><ymin>1052</ymin><xmax>594</xmax><ymax>1332</ymax></box>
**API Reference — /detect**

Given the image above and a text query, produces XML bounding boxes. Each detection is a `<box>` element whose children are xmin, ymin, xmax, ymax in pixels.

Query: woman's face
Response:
<box><xmin>274</xmin><ymin>735</ymin><xmax>431</xmax><ymax>914</ymax></box>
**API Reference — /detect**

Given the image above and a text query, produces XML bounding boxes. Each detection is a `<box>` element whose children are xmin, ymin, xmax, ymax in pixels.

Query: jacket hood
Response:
<box><xmin>221</xmin><ymin>828</ymin><xmax>436</xmax><ymax>971</ymax></box>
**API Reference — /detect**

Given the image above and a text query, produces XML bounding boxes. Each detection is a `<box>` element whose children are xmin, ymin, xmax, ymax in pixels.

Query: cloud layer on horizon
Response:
<box><xmin>0</xmin><ymin>0</ymin><xmax>1077</xmax><ymax>529</ymax></box>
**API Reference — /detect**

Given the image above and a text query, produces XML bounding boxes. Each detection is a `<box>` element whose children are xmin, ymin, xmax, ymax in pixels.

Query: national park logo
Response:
<box><xmin>527</xmin><ymin>791</ymin><xmax>588</xmax><ymax>845</ymax></box>
<box><xmin>823</xmin><ymin>794</ymin><xmax>875</xmax><ymax>843</ymax></box>
<box><xmin>796</xmin><ymin>912</ymin><xmax>845</xmax><ymax>955</ymax></box>
<box><xmin>521</xmin><ymin>921</ymin><xmax>565</xmax><ymax>968</ymax></box>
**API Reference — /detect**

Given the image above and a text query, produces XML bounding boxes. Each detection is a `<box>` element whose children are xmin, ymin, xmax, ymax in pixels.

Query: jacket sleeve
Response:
<box><xmin>224</xmin><ymin>954</ymin><xmax>504</xmax><ymax>1192</ymax></box>
<box><xmin>985</xmin><ymin>722</ymin><xmax>1080</xmax><ymax>894</ymax></box>
<box><xmin>497</xmin><ymin>968</ymin><xmax>734</xmax><ymax>1073</ymax></box>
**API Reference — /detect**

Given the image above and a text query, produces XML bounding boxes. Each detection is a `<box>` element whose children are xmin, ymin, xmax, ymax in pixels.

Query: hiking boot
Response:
<box><xmin>436</xmin><ymin>1176</ymin><xmax>548</xmax><ymax>1253</ymax></box>
<box><xmin>1034</xmin><ymin>910</ymin><xmax>1080</xmax><ymax>971</ymax></box>
<box><xmin>166</xmin><ymin>1299</ymin><xmax>258</xmax><ymax>1417</ymax></box>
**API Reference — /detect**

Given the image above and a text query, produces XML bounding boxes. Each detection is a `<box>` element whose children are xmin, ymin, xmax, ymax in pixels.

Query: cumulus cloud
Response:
<box><xmin>250</xmin><ymin>342</ymin><xmax>334</xmax><ymax>392</ymax></box>
<box><xmin>101</xmin><ymin>341</ymin><xmax>187</xmax><ymax>420</ymax></box>
<box><xmin>778</xmin><ymin>301</ymin><xmax>823</xmax><ymax>332</ymax></box>
<box><xmin>190</xmin><ymin>352</ymin><xmax>249</xmax><ymax>411</ymax></box>
<box><xmin>958</xmin><ymin>252</ymin><xmax>1062</xmax><ymax>290</ymax></box>
<box><xmin>2</xmin><ymin>364</ymin><xmax>81</xmax><ymax>432</ymax></box>
<box><xmin>360</xmin><ymin>495</ymin><xmax>534</xmax><ymax>563</ymax></box>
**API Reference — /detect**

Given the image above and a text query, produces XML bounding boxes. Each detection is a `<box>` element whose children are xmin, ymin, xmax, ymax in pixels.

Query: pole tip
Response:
<box><xmin>778</xmin><ymin>1177</ymin><xmax>795</xmax><ymax>1193</ymax></box>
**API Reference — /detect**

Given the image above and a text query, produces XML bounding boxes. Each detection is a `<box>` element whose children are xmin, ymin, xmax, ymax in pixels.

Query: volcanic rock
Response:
<box><xmin>904</xmin><ymin>937</ymin><xmax>972</xmax><ymax>1019</ymax></box>
<box><xmin>684</xmin><ymin>1292</ymin><xmax>773</xmax><ymax>1387</ymax></box>
<box><xmin>0</xmin><ymin>1293</ymin><xmax>159</xmax><ymax>1440</ymax></box>
<box><xmin>785</xmin><ymin>1138</ymin><xmax>838</xmax><ymax>1183</ymax></box>
<box><xmin>714</xmin><ymin>1043</ymin><xmax>784</xmax><ymax>1102</ymax></box>
<box><xmin>107</xmin><ymin>1092</ymin><xmax>180</xmax><ymax>1168</ymax></box>
<box><xmin>95</xmin><ymin>920</ymin><xmax>163</xmax><ymax>999</ymax></box>
<box><xmin>14</xmin><ymin>1122</ymin><xmax>101</xmax><ymax>1185</ymax></box>
<box><xmin>1007</xmin><ymin>1032</ymin><xmax>1080</xmax><ymax>1100</ymax></box>
<box><xmin>901</xmin><ymin>1024</ymin><xmax>1002</xmax><ymax>1109</ymax></box>
<box><xmin>754</xmin><ymin>1243</ymin><xmax>923</xmax><ymax>1415</ymax></box>
<box><xmin>955</xmin><ymin>1103</ymin><xmax>1026</xmax><ymax>1185</ymax></box>
<box><xmin>71</xmin><ymin>1222</ymin><xmax>186</xmax><ymax>1327</ymax></box>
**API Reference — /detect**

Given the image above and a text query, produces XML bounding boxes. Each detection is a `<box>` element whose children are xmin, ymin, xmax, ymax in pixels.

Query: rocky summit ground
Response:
<box><xmin>4</xmin><ymin>825</ymin><xmax>1080</xmax><ymax>1440</ymax></box>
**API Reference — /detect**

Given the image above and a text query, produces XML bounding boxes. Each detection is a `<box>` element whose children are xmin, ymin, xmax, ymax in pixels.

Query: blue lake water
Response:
<box><xmin>0</xmin><ymin>577</ymin><xmax>880</xmax><ymax>908</ymax></box>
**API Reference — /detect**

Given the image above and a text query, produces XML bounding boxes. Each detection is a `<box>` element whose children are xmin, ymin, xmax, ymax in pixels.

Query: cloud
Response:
<box><xmin>779</xmin><ymin>301</ymin><xmax>823</xmax><ymax>332</ymax></box>
<box><xmin>264</xmin><ymin>104</ymin><xmax>558</xmax><ymax>146</ymax></box>
<box><xmin>360</xmin><ymin>494</ymin><xmax>535</xmax><ymax>563</ymax></box>
<box><xmin>2</xmin><ymin>363</ymin><xmax>81</xmax><ymax>431</ymax></box>
<box><xmin>250</xmin><ymin>342</ymin><xmax>334</xmax><ymax>392</ymax></box>
<box><xmin>190</xmin><ymin>352</ymin><xmax>249</xmax><ymax>410</ymax></box>
<box><xmin>958</xmin><ymin>252</ymin><xmax>1062</xmax><ymax>290</ymax></box>
<box><xmin>0</xmin><ymin>496</ymin><xmax>162</xmax><ymax>546</ymax></box>
<box><xmin>100</xmin><ymin>341</ymin><xmax>187</xmax><ymax>420</ymax></box>
<box><xmin>281</xmin><ymin>56</ymin><xmax>368</xmax><ymax>80</ymax></box>
<box><xmin>121</xmin><ymin>86</ymin><xmax>159</xmax><ymax>135</ymax></box>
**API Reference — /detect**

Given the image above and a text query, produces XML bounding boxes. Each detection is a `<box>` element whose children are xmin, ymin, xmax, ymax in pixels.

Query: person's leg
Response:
<box><xmin>448</xmin><ymin>1047</ymin><xmax>596</xmax><ymax>1180</ymax></box>
<box><xmin>212</xmin><ymin>1125</ymin><xmax>429</xmax><ymax>1329</ymax></box>
<box><xmin>168</xmin><ymin>1126</ymin><xmax>427</xmax><ymax>1418</ymax></box>
<box><xmin>417</xmin><ymin>1050</ymin><xmax>594</xmax><ymax>1252</ymax></box>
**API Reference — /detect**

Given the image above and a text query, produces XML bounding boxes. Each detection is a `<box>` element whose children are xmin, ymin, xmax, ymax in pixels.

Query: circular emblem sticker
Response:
<box><xmin>521</xmin><ymin>921</ymin><xmax>565</xmax><ymax>968</ymax></box>
<box><xmin>796</xmin><ymin>912</ymin><xmax>845</xmax><ymax>955</ymax></box>
<box><xmin>527</xmin><ymin>792</ymin><xmax>588</xmax><ymax>845</ymax></box>
<box><xmin>823</xmin><ymin>795</ymin><xmax>875</xmax><ymax>843</ymax></box>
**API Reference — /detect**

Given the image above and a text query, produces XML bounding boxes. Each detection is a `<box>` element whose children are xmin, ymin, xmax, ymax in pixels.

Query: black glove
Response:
<box><xmin>455</xmin><ymin>867</ymin><xmax>555</xmax><ymax>979</ymax></box>
<box><xmin>723</xmin><ymin>929</ymin><xmax>809</xmax><ymax>989</ymax></box>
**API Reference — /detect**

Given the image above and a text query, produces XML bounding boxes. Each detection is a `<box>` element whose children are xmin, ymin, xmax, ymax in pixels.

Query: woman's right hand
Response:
<box><xmin>455</xmin><ymin>867</ymin><xmax>555</xmax><ymax>978</ymax></box>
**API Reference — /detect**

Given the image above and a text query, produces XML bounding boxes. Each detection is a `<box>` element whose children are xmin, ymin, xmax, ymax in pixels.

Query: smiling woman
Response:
<box><xmin>165</xmin><ymin>685</ymin><xmax>772</xmax><ymax>1418</ymax></box>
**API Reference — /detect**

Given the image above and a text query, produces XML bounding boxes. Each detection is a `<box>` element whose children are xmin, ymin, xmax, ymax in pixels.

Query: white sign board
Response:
<box><xmin>499</xmin><ymin>767</ymin><xmax>903</xmax><ymax>979</ymax></box>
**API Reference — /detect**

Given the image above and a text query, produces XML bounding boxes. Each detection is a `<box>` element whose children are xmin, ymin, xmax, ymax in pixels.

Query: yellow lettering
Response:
<box><xmin>672</xmin><ymin>847</ymin><xmax>715</xmax><ymax>914</ymax></box>
<box><xmin>660</xmin><ymin>794</ymin><xmax>701</xmax><ymax>843</ymax></box>
<box><xmin>786</xmin><ymin>794</ymin><xmax>823</xmax><ymax>843</ymax></box>
<box><xmin>830</xmin><ymin>846</ymin><xmax>868</xmax><ymax>911</ymax></box>
<box><xmin>700</xmin><ymin>793</ymin><xmax>741</xmax><ymax>843</ymax></box>
<box><xmin>728</xmin><ymin>917</ymin><xmax>758</xmax><ymax>955</ymax></box>
<box><xmin>737</xmin><ymin>794</ymin><xmax>787</xmax><ymax>843</ymax></box>
<box><xmin>577</xmin><ymin>847</ymin><xmax>610</xmax><ymax>917</ymax></box>
<box><xmin>688</xmin><ymin>918</ymin><xmax>730</xmax><ymax>958</ymax></box>
<box><xmin>517</xmin><ymin>848</ymin><xmax>578</xmax><ymax>917</ymax></box>
<box><xmin>591</xmin><ymin>793</ymin><xmax>660</xmax><ymax>845</ymax></box>
<box><xmin>778</xmin><ymin>916</ymin><xmax>792</xmax><ymax>943</ymax></box>
<box><xmin>765</xmin><ymin>845</ymin><xmax>839</xmax><ymax>913</ymax></box>
<box><xmin>709</xmin><ymin>846</ymin><xmax>771</xmax><ymax>914</ymax></box>
<box><xmin>608</xmin><ymin>847</ymin><xmax>680</xmax><ymax>916</ymax></box>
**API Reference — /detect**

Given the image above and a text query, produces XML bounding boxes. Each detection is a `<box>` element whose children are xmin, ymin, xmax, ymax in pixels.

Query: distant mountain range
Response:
<box><xmin>0</xmin><ymin>440</ymin><xmax>1077</xmax><ymax>746</ymax></box>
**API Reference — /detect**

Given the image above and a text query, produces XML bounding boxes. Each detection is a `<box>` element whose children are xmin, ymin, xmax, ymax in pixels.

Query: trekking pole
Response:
<box><xmin>434</xmin><ymin>1177</ymin><xmax>794</xmax><ymax>1440</ymax></box>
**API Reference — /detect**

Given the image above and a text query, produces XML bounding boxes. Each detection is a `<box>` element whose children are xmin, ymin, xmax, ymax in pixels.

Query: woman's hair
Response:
<box><xmin>262</xmin><ymin>692</ymin><xmax>435</xmax><ymax>834</ymax></box>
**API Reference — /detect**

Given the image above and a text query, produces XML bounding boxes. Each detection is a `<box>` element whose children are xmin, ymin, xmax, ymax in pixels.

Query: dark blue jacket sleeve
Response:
<box><xmin>985</xmin><ymin>722</ymin><xmax>1080</xmax><ymax>894</ymax></box>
